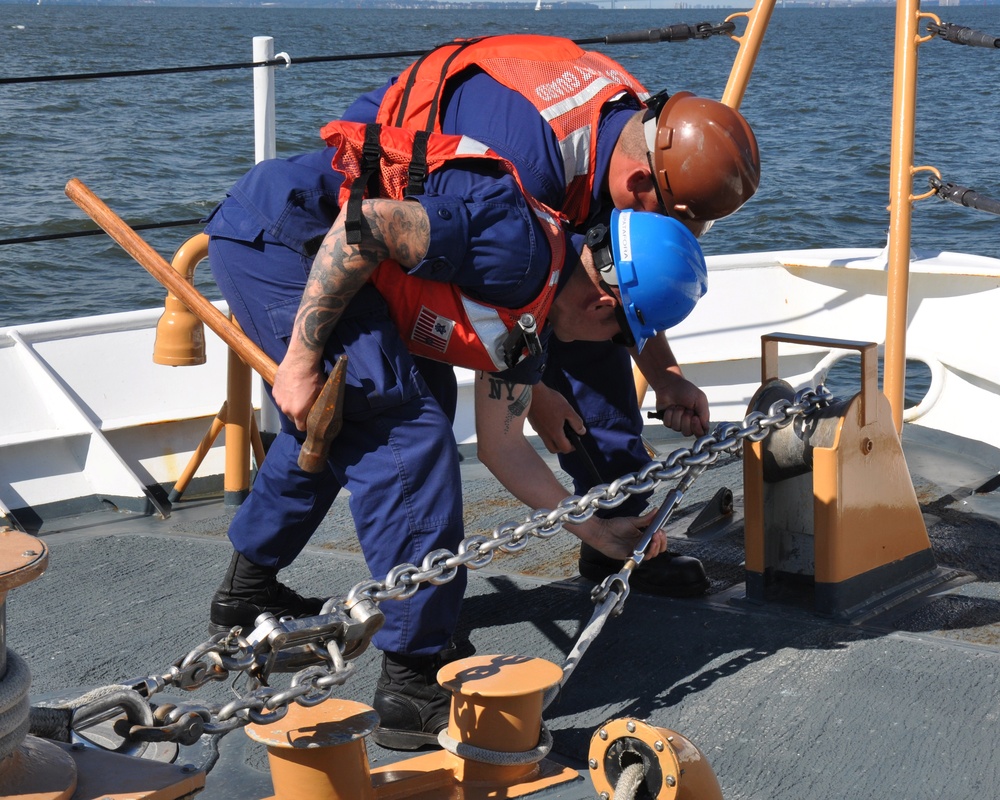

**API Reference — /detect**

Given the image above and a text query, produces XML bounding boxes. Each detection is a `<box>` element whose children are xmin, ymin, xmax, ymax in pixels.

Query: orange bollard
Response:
<box><xmin>437</xmin><ymin>653</ymin><xmax>562</xmax><ymax>784</ymax></box>
<box><xmin>245</xmin><ymin>698</ymin><xmax>378</xmax><ymax>800</ymax></box>
<box><xmin>246</xmin><ymin>655</ymin><xmax>579</xmax><ymax>800</ymax></box>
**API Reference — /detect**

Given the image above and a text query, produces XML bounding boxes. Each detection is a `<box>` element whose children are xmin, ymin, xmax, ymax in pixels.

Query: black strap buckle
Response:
<box><xmin>345</xmin><ymin>123</ymin><xmax>383</xmax><ymax>245</ymax></box>
<box><xmin>404</xmin><ymin>129</ymin><xmax>430</xmax><ymax>198</ymax></box>
<box><xmin>499</xmin><ymin>313</ymin><xmax>543</xmax><ymax>369</ymax></box>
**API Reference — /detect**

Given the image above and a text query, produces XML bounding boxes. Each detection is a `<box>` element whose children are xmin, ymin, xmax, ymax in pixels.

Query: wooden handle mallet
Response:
<box><xmin>65</xmin><ymin>177</ymin><xmax>346</xmax><ymax>473</ymax></box>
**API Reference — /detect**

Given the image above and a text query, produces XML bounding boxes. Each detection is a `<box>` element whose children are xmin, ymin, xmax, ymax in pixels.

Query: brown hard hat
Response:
<box><xmin>643</xmin><ymin>90</ymin><xmax>760</xmax><ymax>222</ymax></box>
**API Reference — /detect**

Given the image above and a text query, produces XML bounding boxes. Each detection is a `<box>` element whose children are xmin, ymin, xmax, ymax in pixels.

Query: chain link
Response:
<box><xmin>91</xmin><ymin>386</ymin><xmax>831</xmax><ymax>756</ymax></box>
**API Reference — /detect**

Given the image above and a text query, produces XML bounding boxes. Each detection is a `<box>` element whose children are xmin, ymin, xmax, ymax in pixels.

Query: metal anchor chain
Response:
<box><xmin>344</xmin><ymin>385</ymin><xmax>829</xmax><ymax>608</ymax></box>
<box><xmin>552</xmin><ymin>385</ymin><xmax>832</xmax><ymax>701</ymax></box>
<box><xmin>107</xmin><ymin>597</ymin><xmax>383</xmax><ymax>753</ymax></box>
<box><xmin>68</xmin><ymin>385</ymin><xmax>831</xmax><ymax>762</ymax></box>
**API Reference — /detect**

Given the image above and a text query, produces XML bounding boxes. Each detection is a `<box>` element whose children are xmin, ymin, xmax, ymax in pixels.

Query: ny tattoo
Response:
<box><xmin>486</xmin><ymin>377</ymin><xmax>531</xmax><ymax>435</ymax></box>
<box><xmin>488</xmin><ymin>377</ymin><xmax>517</xmax><ymax>401</ymax></box>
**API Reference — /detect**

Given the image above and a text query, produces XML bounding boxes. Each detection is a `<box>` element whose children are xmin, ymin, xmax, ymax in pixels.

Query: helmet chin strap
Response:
<box><xmin>604</xmin><ymin>280</ymin><xmax>637</xmax><ymax>348</ymax></box>
<box><xmin>585</xmin><ymin>222</ymin><xmax>635</xmax><ymax>348</ymax></box>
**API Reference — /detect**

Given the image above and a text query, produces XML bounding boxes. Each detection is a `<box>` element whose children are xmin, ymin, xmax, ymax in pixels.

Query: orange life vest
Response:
<box><xmin>320</xmin><ymin>119</ymin><xmax>566</xmax><ymax>372</ymax></box>
<box><xmin>375</xmin><ymin>34</ymin><xmax>648</xmax><ymax>225</ymax></box>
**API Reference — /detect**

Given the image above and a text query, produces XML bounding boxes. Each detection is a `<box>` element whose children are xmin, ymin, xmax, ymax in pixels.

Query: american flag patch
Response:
<box><xmin>412</xmin><ymin>307</ymin><xmax>454</xmax><ymax>354</ymax></box>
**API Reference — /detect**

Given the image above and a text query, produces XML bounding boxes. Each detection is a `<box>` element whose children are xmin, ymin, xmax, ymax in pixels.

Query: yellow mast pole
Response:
<box><xmin>634</xmin><ymin>0</ymin><xmax>775</xmax><ymax>409</ymax></box>
<box><xmin>885</xmin><ymin>0</ymin><xmax>927</xmax><ymax>433</ymax></box>
<box><xmin>721</xmin><ymin>0</ymin><xmax>777</xmax><ymax>110</ymax></box>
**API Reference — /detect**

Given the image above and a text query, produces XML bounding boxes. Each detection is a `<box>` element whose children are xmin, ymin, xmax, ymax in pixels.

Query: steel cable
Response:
<box><xmin>930</xmin><ymin>177</ymin><xmax>1000</xmax><ymax>217</ymax></box>
<box><xmin>927</xmin><ymin>21</ymin><xmax>1000</xmax><ymax>49</ymax></box>
<box><xmin>0</xmin><ymin>650</ymin><xmax>31</xmax><ymax>762</ymax></box>
<box><xmin>0</xmin><ymin>21</ymin><xmax>735</xmax><ymax>86</ymax></box>
<box><xmin>0</xmin><ymin>218</ymin><xmax>204</xmax><ymax>247</ymax></box>
<box><xmin>0</xmin><ymin>20</ymin><xmax>735</xmax><ymax>248</ymax></box>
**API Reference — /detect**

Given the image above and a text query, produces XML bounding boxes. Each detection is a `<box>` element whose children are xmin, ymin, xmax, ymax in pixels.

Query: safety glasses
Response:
<box><xmin>642</xmin><ymin>89</ymin><xmax>671</xmax><ymax>216</ymax></box>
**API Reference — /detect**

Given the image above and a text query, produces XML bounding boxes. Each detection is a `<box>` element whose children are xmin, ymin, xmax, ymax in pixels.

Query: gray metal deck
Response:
<box><xmin>7</xmin><ymin>425</ymin><xmax>1000</xmax><ymax>799</ymax></box>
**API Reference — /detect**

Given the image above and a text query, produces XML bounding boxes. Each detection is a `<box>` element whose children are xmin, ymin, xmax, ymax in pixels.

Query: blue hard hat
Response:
<box><xmin>601</xmin><ymin>209</ymin><xmax>708</xmax><ymax>349</ymax></box>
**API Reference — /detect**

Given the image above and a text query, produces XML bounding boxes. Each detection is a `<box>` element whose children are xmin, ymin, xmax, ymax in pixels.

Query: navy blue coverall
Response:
<box><xmin>204</xmin><ymin>71</ymin><xmax>651</xmax><ymax>658</ymax></box>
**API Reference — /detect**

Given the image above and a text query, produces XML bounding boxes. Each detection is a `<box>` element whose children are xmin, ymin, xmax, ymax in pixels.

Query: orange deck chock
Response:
<box><xmin>246</xmin><ymin>654</ymin><xmax>580</xmax><ymax>800</ymax></box>
<box><xmin>152</xmin><ymin>233</ymin><xmax>209</xmax><ymax>368</ymax></box>
<box><xmin>589</xmin><ymin>717</ymin><xmax>723</xmax><ymax>800</ymax></box>
<box><xmin>743</xmin><ymin>333</ymin><xmax>941</xmax><ymax>620</ymax></box>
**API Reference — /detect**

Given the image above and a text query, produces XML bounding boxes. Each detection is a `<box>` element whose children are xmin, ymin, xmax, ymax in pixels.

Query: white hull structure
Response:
<box><xmin>4</xmin><ymin>245</ymin><xmax>1000</xmax><ymax>527</ymax></box>
<box><xmin>0</xmin><ymin>301</ymin><xmax>261</xmax><ymax>524</ymax></box>
<box><xmin>666</xmin><ymin>245</ymin><xmax>1000</xmax><ymax>443</ymax></box>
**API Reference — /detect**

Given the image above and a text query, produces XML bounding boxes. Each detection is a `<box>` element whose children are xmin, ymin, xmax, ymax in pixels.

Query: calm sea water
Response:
<box><xmin>2</xmin><ymin>5</ymin><xmax>999</xmax><ymax>328</ymax></box>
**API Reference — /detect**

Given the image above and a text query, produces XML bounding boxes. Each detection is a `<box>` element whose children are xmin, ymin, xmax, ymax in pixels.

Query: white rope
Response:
<box><xmin>614</xmin><ymin>761</ymin><xmax>647</xmax><ymax>800</ymax></box>
<box><xmin>437</xmin><ymin>721</ymin><xmax>553</xmax><ymax>765</ymax></box>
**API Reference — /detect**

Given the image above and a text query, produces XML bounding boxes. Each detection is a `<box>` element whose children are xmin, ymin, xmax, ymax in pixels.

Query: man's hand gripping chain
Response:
<box><xmin>590</xmin><ymin>464</ymin><xmax>709</xmax><ymax>616</ymax></box>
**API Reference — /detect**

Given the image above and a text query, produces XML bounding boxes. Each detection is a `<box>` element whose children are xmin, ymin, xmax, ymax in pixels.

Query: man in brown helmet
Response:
<box><xmin>368</xmin><ymin>39</ymin><xmax>759</xmax><ymax>234</ymax></box>
<box><xmin>636</xmin><ymin>89</ymin><xmax>760</xmax><ymax>235</ymax></box>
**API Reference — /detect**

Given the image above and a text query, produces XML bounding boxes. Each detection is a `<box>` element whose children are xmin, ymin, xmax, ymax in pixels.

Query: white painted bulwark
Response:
<box><xmin>4</xmin><ymin>247</ymin><xmax>1000</xmax><ymax>521</ymax></box>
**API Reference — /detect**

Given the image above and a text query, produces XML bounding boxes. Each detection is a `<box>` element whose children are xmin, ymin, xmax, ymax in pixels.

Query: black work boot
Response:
<box><xmin>372</xmin><ymin>639</ymin><xmax>475</xmax><ymax>751</ymax></box>
<box><xmin>578</xmin><ymin>542</ymin><xmax>710</xmax><ymax>598</ymax></box>
<box><xmin>209</xmin><ymin>551</ymin><xmax>325</xmax><ymax>635</ymax></box>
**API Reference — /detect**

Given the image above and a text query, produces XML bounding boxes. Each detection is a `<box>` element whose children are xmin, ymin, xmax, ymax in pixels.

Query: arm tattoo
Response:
<box><xmin>504</xmin><ymin>385</ymin><xmax>531</xmax><ymax>434</ymax></box>
<box><xmin>381</xmin><ymin>202</ymin><xmax>430</xmax><ymax>266</ymax></box>
<box><xmin>508</xmin><ymin>385</ymin><xmax>532</xmax><ymax>417</ymax></box>
<box><xmin>487</xmin><ymin>377</ymin><xmax>517</xmax><ymax>402</ymax></box>
<box><xmin>485</xmin><ymin>376</ymin><xmax>531</xmax><ymax>435</ymax></box>
<box><xmin>296</xmin><ymin>200</ymin><xmax>429</xmax><ymax>354</ymax></box>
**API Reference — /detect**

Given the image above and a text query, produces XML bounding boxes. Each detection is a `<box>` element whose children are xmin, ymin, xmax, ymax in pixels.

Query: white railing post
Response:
<box><xmin>253</xmin><ymin>36</ymin><xmax>281</xmax><ymax>437</ymax></box>
<box><xmin>253</xmin><ymin>36</ymin><xmax>277</xmax><ymax>163</ymax></box>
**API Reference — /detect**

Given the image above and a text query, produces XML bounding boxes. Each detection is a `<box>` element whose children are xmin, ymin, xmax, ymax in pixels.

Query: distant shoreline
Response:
<box><xmin>11</xmin><ymin>0</ymin><xmax>1000</xmax><ymax>11</ymax></box>
<box><xmin>6</xmin><ymin>0</ymin><xmax>1000</xmax><ymax>7</ymax></box>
